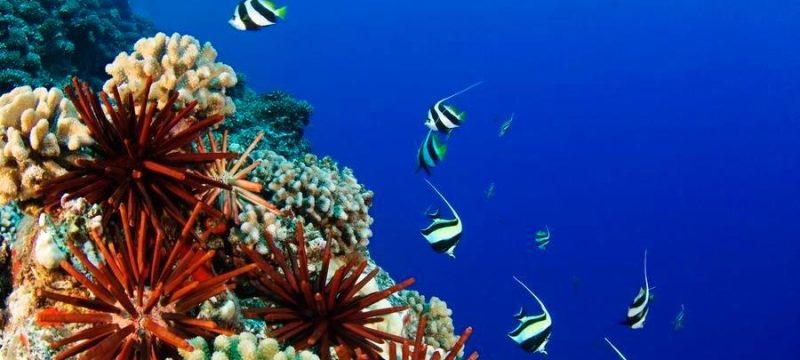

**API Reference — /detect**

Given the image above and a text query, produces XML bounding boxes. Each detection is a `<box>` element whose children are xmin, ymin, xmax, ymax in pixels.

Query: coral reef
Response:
<box><xmin>199</xmin><ymin>130</ymin><xmax>281</xmax><ymax>223</ymax></box>
<box><xmin>0</xmin><ymin>30</ymin><xmax>479</xmax><ymax>360</ymax></box>
<box><xmin>390</xmin><ymin>315</ymin><xmax>478</xmax><ymax>360</ymax></box>
<box><xmin>0</xmin><ymin>0</ymin><xmax>153</xmax><ymax>92</ymax></box>
<box><xmin>104</xmin><ymin>32</ymin><xmax>238</xmax><ymax>119</ymax></box>
<box><xmin>240</xmin><ymin>222</ymin><xmax>414</xmax><ymax>360</ymax></box>
<box><xmin>35</xmin><ymin>204</ymin><xmax>256</xmax><ymax>358</ymax></box>
<box><xmin>0</xmin><ymin>85</ymin><xmax>92</xmax><ymax>209</ymax></box>
<box><xmin>229</xmin><ymin>90</ymin><xmax>312</xmax><ymax>160</ymax></box>
<box><xmin>0</xmin><ymin>204</ymin><xmax>20</xmax><ymax>309</ymax></box>
<box><xmin>402</xmin><ymin>291</ymin><xmax>461</xmax><ymax>352</ymax></box>
<box><xmin>181</xmin><ymin>333</ymin><xmax>320</xmax><ymax>360</ymax></box>
<box><xmin>238</xmin><ymin>151</ymin><xmax>374</xmax><ymax>256</ymax></box>
<box><xmin>40</xmin><ymin>77</ymin><xmax>232</xmax><ymax>232</ymax></box>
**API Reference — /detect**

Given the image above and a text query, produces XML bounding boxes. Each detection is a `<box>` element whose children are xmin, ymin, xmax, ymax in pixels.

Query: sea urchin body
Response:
<box><xmin>241</xmin><ymin>222</ymin><xmax>415</xmax><ymax>360</ymax></box>
<box><xmin>41</xmin><ymin>77</ymin><xmax>235</xmax><ymax>233</ymax></box>
<box><xmin>36</xmin><ymin>203</ymin><xmax>256</xmax><ymax>359</ymax></box>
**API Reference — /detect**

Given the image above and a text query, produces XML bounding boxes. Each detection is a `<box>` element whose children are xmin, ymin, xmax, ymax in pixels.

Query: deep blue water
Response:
<box><xmin>136</xmin><ymin>1</ymin><xmax>800</xmax><ymax>358</ymax></box>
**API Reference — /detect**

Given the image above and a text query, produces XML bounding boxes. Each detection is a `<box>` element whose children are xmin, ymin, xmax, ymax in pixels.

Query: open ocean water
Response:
<box><xmin>135</xmin><ymin>1</ymin><xmax>800</xmax><ymax>358</ymax></box>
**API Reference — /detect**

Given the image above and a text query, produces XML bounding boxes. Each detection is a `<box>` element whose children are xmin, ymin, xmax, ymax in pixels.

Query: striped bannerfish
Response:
<box><xmin>229</xmin><ymin>0</ymin><xmax>287</xmax><ymax>31</ymax></box>
<box><xmin>535</xmin><ymin>226</ymin><xmax>551</xmax><ymax>250</ymax></box>
<box><xmin>604</xmin><ymin>337</ymin><xmax>629</xmax><ymax>360</ymax></box>
<box><xmin>420</xmin><ymin>180</ymin><xmax>462</xmax><ymax>258</ymax></box>
<box><xmin>508</xmin><ymin>276</ymin><xmax>552</xmax><ymax>355</ymax></box>
<box><xmin>417</xmin><ymin>130</ymin><xmax>447</xmax><ymax>175</ymax></box>
<box><xmin>622</xmin><ymin>250</ymin><xmax>652</xmax><ymax>329</ymax></box>
<box><xmin>424</xmin><ymin>81</ymin><xmax>483</xmax><ymax>134</ymax></box>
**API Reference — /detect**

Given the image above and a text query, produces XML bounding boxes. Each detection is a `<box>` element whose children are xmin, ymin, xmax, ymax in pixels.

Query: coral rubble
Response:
<box><xmin>0</xmin><ymin>0</ymin><xmax>153</xmax><ymax>92</ymax></box>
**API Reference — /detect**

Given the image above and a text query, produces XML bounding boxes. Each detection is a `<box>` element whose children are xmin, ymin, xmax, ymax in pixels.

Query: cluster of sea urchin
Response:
<box><xmin>36</xmin><ymin>203</ymin><xmax>256</xmax><ymax>359</ymax></box>
<box><xmin>240</xmin><ymin>222</ymin><xmax>415</xmax><ymax>360</ymax></box>
<box><xmin>41</xmin><ymin>77</ymin><xmax>235</xmax><ymax>234</ymax></box>
<box><xmin>31</xmin><ymin>76</ymin><xmax>478</xmax><ymax>360</ymax></box>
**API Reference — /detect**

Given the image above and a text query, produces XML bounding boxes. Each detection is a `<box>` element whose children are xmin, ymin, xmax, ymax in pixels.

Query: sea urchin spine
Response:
<box><xmin>36</xmin><ymin>203</ymin><xmax>256</xmax><ymax>359</ymax></box>
<box><xmin>241</xmin><ymin>222</ymin><xmax>415</xmax><ymax>360</ymax></box>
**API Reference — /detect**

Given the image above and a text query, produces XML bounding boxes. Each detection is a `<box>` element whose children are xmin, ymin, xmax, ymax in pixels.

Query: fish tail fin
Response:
<box><xmin>274</xmin><ymin>6</ymin><xmax>287</xmax><ymax>19</ymax></box>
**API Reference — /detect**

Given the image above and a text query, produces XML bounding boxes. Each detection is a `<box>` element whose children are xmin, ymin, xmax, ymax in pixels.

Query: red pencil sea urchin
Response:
<box><xmin>41</xmin><ymin>77</ymin><xmax>235</xmax><ymax>232</ymax></box>
<box><xmin>388</xmin><ymin>316</ymin><xmax>479</xmax><ymax>360</ymax></box>
<box><xmin>36</xmin><ymin>203</ymin><xmax>256</xmax><ymax>359</ymax></box>
<box><xmin>240</xmin><ymin>222</ymin><xmax>415</xmax><ymax>360</ymax></box>
<box><xmin>198</xmin><ymin>130</ymin><xmax>281</xmax><ymax>223</ymax></box>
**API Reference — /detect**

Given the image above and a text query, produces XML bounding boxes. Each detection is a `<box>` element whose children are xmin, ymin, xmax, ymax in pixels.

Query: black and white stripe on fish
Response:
<box><xmin>229</xmin><ymin>0</ymin><xmax>287</xmax><ymax>31</ymax></box>
<box><xmin>424</xmin><ymin>81</ymin><xmax>483</xmax><ymax>133</ymax></box>
<box><xmin>420</xmin><ymin>180</ymin><xmax>462</xmax><ymax>258</ymax></box>
<box><xmin>508</xmin><ymin>276</ymin><xmax>552</xmax><ymax>355</ymax></box>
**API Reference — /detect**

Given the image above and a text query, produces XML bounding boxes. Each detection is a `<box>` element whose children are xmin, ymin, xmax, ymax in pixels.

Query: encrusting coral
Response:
<box><xmin>104</xmin><ymin>32</ymin><xmax>238</xmax><ymax>119</ymax></box>
<box><xmin>0</xmin><ymin>85</ymin><xmax>92</xmax><ymax>208</ymax></box>
<box><xmin>229</xmin><ymin>90</ymin><xmax>312</xmax><ymax>160</ymax></box>
<box><xmin>0</xmin><ymin>0</ymin><xmax>153</xmax><ymax>92</ymax></box>
<box><xmin>0</xmin><ymin>204</ymin><xmax>20</xmax><ymax>309</ymax></box>
<box><xmin>181</xmin><ymin>332</ymin><xmax>320</xmax><ymax>360</ymax></box>
<box><xmin>401</xmin><ymin>291</ymin><xmax>461</xmax><ymax>352</ymax></box>
<box><xmin>40</xmin><ymin>77</ymin><xmax>234</xmax><ymax>233</ymax></box>
<box><xmin>241</xmin><ymin>150</ymin><xmax>374</xmax><ymax>255</ymax></box>
<box><xmin>36</xmin><ymin>203</ymin><xmax>257</xmax><ymax>359</ymax></box>
<box><xmin>240</xmin><ymin>222</ymin><xmax>415</xmax><ymax>360</ymax></box>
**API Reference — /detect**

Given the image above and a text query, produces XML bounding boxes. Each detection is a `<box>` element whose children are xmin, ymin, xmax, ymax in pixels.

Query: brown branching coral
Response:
<box><xmin>199</xmin><ymin>130</ymin><xmax>280</xmax><ymax>223</ymax></box>
<box><xmin>40</xmin><ymin>77</ymin><xmax>235</xmax><ymax>233</ymax></box>
<box><xmin>240</xmin><ymin>222</ymin><xmax>415</xmax><ymax>360</ymax></box>
<box><xmin>389</xmin><ymin>316</ymin><xmax>478</xmax><ymax>360</ymax></box>
<box><xmin>35</xmin><ymin>203</ymin><xmax>256</xmax><ymax>359</ymax></box>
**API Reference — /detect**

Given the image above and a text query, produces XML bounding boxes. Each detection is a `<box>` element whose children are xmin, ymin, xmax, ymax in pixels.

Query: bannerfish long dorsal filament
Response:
<box><xmin>508</xmin><ymin>276</ymin><xmax>552</xmax><ymax>355</ymax></box>
<box><xmin>604</xmin><ymin>337</ymin><xmax>629</xmax><ymax>360</ymax></box>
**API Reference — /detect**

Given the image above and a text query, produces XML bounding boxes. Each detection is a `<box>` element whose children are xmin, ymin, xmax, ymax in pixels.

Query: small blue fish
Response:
<box><xmin>499</xmin><ymin>113</ymin><xmax>514</xmax><ymax>137</ymax></box>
